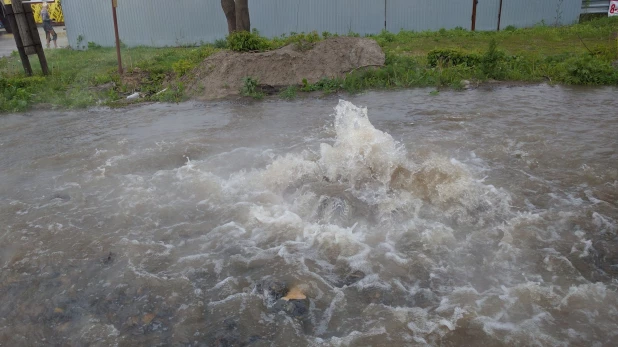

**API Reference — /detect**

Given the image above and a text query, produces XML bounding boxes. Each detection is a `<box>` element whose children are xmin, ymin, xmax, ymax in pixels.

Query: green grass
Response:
<box><xmin>1</xmin><ymin>17</ymin><xmax>617</xmax><ymax>113</ymax></box>
<box><xmin>0</xmin><ymin>45</ymin><xmax>217</xmax><ymax>112</ymax></box>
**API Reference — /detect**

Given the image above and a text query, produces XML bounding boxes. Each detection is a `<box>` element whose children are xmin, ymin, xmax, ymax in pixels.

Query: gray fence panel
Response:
<box><xmin>63</xmin><ymin>0</ymin><xmax>587</xmax><ymax>49</ymax></box>
<box><xmin>500</xmin><ymin>0</ymin><xmax>582</xmax><ymax>28</ymax></box>
<box><xmin>386</xmin><ymin>0</ymin><xmax>472</xmax><ymax>32</ymax></box>
<box><xmin>582</xmin><ymin>0</ymin><xmax>610</xmax><ymax>14</ymax></box>
<box><xmin>476</xmin><ymin>0</ymin><xmax>502</xmax><ymax>31</ymax></box>
<box><xmin>63</xmin><ymin>0</ymin><xmax>228</xmax><ymax>49</ymax></box>
<box><xmin>63</xmin><ymin>0</ymin><xmax>115</xmax><ymax>49</ymax></box>
<box><xmin>251</xmin><ymin>0</ymin><xmax>384</xmax><ymax>37</ymax></box>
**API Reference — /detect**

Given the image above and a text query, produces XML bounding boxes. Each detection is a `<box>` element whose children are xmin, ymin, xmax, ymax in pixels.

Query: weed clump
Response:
<box><xmin>227</xmin><ymin>30</ymin><xmax>270</xmax><ymax>52</ymax></box>
<box><xmin>427</xmin><ymin>49</ymin><xmax>481</xmax><ymax>67</ymax></box>
<box><xmin>240</xmin><ymin>77</ymin><xmax>265</xmax><ymax>99</ymax></box>
<box><xmin>279</xmin><ymin>85</ymin><xmax>298</xmax><ymax>100</ymax></box>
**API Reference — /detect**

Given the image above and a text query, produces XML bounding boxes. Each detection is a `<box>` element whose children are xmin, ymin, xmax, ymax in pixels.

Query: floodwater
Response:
<box><xmin>1</xmin><ymin>85</ymin><xmax>617</xmax><ymax>346</ymax></box>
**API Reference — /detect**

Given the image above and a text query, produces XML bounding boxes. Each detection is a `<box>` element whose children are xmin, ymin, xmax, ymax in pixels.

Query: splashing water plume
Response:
<box><xmin>1</xmin><ymin>89</ymin><xmax>616</xmax><ymax>346</ymax></box>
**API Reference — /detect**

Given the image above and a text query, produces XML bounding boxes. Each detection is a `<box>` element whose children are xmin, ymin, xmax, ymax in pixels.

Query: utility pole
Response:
<box><xmin>111</xmin><ymin>0</ymin><xmax>123</xmax><ymax>74</ymax></box>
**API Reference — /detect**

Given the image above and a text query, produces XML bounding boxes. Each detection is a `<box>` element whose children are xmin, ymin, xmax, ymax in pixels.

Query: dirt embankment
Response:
<box><xmin>184</xmin><ymin>37</ymin><xmax>385</xmax><ymax>100</ymax></box>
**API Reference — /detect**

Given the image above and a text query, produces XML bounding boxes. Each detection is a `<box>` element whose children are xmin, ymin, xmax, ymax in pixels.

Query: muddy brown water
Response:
<box><xmin>1</xmin><ymin>85</ymin><xmax>617</xmax><ymax>346</ymax></box>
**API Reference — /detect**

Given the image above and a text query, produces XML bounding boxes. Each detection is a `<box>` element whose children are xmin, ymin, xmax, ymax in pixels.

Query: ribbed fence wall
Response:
<box><xmin>581</xmin><ymin>0</ymin><xmax>610</xmax><ymax>14</ymax></box>
<box><xmin>62</xmin><ymin>0</ymin><xmax>584</xmax><ymax>49</ymax></box>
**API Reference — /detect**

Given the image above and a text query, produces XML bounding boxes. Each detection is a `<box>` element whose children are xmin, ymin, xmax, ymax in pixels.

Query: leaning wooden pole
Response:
<box><xmin>6</xmin><ymin>0</ymin><xmax>49</xmax><ymax>75</ymax></box>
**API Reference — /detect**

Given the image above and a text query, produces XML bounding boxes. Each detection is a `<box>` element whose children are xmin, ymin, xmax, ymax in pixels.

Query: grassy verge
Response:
<box><xmin>1</xmin><ymin>17</ymin><xmax>617</xmax><ymax>112</ymax></box>
<box><xmin>0</xmin><ymin>44</ymin><xmax>218</xmax><ymax>112</ymax></box>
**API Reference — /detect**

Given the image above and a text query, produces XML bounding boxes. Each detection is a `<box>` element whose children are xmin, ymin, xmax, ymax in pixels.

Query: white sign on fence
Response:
<box><xmin>610</xmin><ymin>0</ymin><xmax>618</xmax><ymax>16</ymax></box>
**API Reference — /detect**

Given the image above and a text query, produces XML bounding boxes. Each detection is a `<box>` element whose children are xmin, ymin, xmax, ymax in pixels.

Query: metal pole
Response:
<box><xmin>111</xmin><ymin>0</ymin><xmax>123</xmax><ymax>74</ymax></box>
<box><xmin>497</xmin><ymin>0</ymin><xmax>504</xmax><ymax>31</ymax></box>
<box><xmin>384</xmin><ymin>0</ymin><xmax>388</xmax><ymax>30</ymax></box>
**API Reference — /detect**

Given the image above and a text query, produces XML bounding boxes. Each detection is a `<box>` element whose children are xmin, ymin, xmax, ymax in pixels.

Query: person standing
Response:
<box><xmin>41</xmin><ymin>2</ymin><xmax>57</xmax><ymax>48</ymax></box>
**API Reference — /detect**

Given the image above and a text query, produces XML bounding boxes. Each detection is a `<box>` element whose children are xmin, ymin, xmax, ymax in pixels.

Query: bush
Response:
<box><xmin>240</xmin><ymin>76</ymin><xmax>264</xmax><ymax>99</ymax></box>
<box><xmin>557</xmin><ymin>55</ymin><xmax>618</xmax><ymax>84</ymax></box>
<box><xmin>427</xmin><ymin>49</ymin><xmax>481</xmax><ymax>67</ymax></box>
<box><xmin>480</xmin><ymin>39</ymin><xmax>507</xmax><ymax>79</ymax></box>
<box><xmin>227</xmin><ymin>31</ymin><xmax>269</xmax><ymax>52</ymax></box>
<box><xmin>172</xmin><ymin>59</ymin><xmax>193</xmax><ymax>77</ymax></box>
<box><xmin>281</xmin><ymin>31</ymin><xmax>321</xmax><ymax>51</ymax></box>
<box><xmin>279</xmin><ymin>85</ymin><xmax>298</xmax><ymax>100</ymax></box>
<box><xmin>213</xmin><ymin>38</ymin><xmax>228</xmax><ymax>49</ymax></box>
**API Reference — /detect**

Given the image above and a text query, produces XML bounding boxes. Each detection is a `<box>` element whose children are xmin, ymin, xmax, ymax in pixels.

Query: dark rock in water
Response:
<box><xmin>254</xmin><ymin>279</ymin><xmax>288</xmax><ymax>303</ymax></box>
<box><xmin>272</xmin><ymin>299</ymin><xmax>309</xmax><ymax>318</ymax></box>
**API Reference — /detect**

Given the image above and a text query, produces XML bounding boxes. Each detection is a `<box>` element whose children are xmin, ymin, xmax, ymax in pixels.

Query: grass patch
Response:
<box><xmin>1</xmin><ymin>17</ymin><xmax>617</xmax><ymax>113</ymax></box>
<box><xmin>279</xmin><ymin>85</ymin><xmax>298</xmax><ymax>100</ymax></box>
<box><xmin>0</xmin><ymin>45</ymin><xmax>218</xmax><ymax>112</ymax></box>
<box><xmin>240</xmin><ymin>77</ymin><xmax>265</xmax><ymax>99</ymax></box>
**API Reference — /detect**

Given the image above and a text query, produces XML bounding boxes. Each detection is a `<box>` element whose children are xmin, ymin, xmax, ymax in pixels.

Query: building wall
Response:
<box><xmin>62</xmin><ymin>0</ymin><xmax>584</xmax><ymax>49</ymax></box>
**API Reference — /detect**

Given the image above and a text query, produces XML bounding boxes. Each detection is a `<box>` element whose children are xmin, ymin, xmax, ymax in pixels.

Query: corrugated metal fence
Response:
<box><xmin>62</xmin><ymin>0</ymin><xmax>584</xmax><ymax>49</ymax></box>
<box><xmin>581</xmin><ymin>0</ymin><xmax>610</xmax><ymax>14</ymax></box>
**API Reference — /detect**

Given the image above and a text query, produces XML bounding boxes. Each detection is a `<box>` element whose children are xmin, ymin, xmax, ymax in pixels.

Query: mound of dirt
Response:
<box><xmin>185</xmin><ymin>37</ymin><xmax>385</xmax><ymax>100</ymax></box>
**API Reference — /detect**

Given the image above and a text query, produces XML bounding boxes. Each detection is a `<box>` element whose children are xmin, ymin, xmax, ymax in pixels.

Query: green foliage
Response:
<box><xmin>503</xmin><ymin>25</ymin><xmax>517</xmax><ymax>32</ymax></box>
<box><xmin>427</xmin><ymin>49</ymin><xmax>481</xmax><ymax>67</ymax></box>
<box><xmin>322</xmin><ymin>31</ymin><xmax>332</xmax><ymax>39</ymax></box>
<box><xmin>291</xmin><ymin>31</ymin><xmax>321</xmax><ymax>51</ymax></box>
<box><xmin>301</xmin><ymin>77</ymin><xmax>342</xmax><ymax>93</ymax></box>
<box><xmin>556</xmin><ymin>55</ymin><xmax>618</xmax><ymax>85</ymax></box>
<box><xmin>480</xmin><ymin>39</ymin><xmax>507</xmax><ymax>79</ymax></box>
<box><xmin>240</xmin><ymin>77</ymin><xmax>264</xmax><ymax>99</ymax></box>
<box><xmin>227</xmin><ymin>31</ymin><xmax>270</xmax><ymax>52</ymax></box>
<box><xmin>87</xmin><ymin>41</ymin><xmax>102</xmax><ymax>49</ymax></box>
<box><xmin>152</xmin><ymin>82</ymin><xmax>185</xmax><ymax>103</ymax></box>
<box><xmin>0</xmin><ymin>76</ymin><xmax>45</xmax><ymax>112</ymax></box>
<box><xmin>172</xmin><ymin>59</ymin><xmax>193</xmax><ymax>77</ymax></box>
<box><xmin>279</xmin><ymin>85</ymin><xmax>298</xmax><ymax>100</ymax></box>
<box><xmin>213</xmin><ymin>38</ymin><xmax>228</xmax><ymax>49</ymax></box>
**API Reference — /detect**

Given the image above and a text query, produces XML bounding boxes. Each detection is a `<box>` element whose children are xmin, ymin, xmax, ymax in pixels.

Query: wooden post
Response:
<box><xmin>111</xmin><ymin>0</ymin><xmax>123</xmax><ymax>74</ymax></box>
<box><xmin>4</xmin><ymin>4</ymin><xmax>33</xmax><ymax>75</ymax></box>
<box><xmin>497</xmin><ymin>0</ymin><xmax>504</xmax><ymax>31</ymax></box>
<box><xmin>24</xmin><ymin>3</ymin><xmax>49</xmax><ymax>75</ymax></box>
<box><xmin>471</xmin><ymin>0</ymin><xmax>478</xmax><ymax>31</ymax></box>
<box><xmin>6</xmin><ymin>0</ymin><xmax>49</xmax><ymax>76</ymax></box>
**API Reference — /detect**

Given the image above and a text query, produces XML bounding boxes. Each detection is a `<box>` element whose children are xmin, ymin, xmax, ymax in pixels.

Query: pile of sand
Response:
<box><xmin>185</xmin><ymin>37</ymin><xmax>385</xmax><ymax>100</ymax></box>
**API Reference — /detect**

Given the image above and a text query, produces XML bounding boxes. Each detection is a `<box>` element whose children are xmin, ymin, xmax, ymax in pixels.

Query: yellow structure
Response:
<box><xmin>2</xmin><ymin>1</ymin><xmax>64</xmax><ymax>24</ymax></box>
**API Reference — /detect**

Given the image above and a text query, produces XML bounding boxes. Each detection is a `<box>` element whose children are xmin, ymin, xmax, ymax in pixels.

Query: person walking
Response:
<box><xmin>41</xmin><ymin>2</ymin><xmax>57</xmax><ymax>48</ymax></box>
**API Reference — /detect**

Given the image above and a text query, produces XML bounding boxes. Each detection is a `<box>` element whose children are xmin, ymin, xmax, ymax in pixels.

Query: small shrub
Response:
<box><xmin>480</xmin><ymin>39</ymin><xmax>507</xmax><ymax>79</ymax></box>
<box><xmin>322</xmin><ymin>31</ymin><xmax>332</xmax><ymax>39</ymax></box>
<box><xmin>279</xmin><ymin>85</ymin><xmax>298</xmax><ymax>100</ymax></box>
<box><xmin>0</xmin><ymin>86</ymin><xmax>30</xmax><ymax>112</ymax></box>
<box><xmin>87</xmin><ymin>41</ymin><xmax>102</xmax><ymax>49</ymax></box>
<box><xmin>240</xmin><ymin>76</ymin><xmax>264</xmax><ymax>99</ymax></box>
<box><xmin>301</xmin><ymin>77</ymin><xmax>342</xmax><ymax>93</ymax></box>
<box><xmin>427</xmin><ymin>49</ymin><xmax>481</xmax><ymax>67</ymax></box>
<box><xmin>172</xmin><ymin>59</ymin><xmax>193</xmax><ymax>77</ymax></box>
<box><xmin>227</xmin><ymin>31</ymin><xmax>269</xmax><ymax>52</ymax></box>
<box><xmin>377</xmin><ymin>29</ymin><xmax>396</xmax><ymax>43</ymax></box>
<box><xmin>289</xmin><ymin>31</ymin><xmax>321</xmax><ymax>52</ymax></box>
<box><xmin>213</xmin><ymin>38</ymin><xmax>228</xmax><ymax>49</ymax></box>
<box><xmin>503</xmin><ymin>25</ymin><xmax>517</xmax><ymax>32</ymax></box>
<box><xmin>557</xmin><ymin>55</ymin><xmax>618</xmax><ymax>84</ymax></box>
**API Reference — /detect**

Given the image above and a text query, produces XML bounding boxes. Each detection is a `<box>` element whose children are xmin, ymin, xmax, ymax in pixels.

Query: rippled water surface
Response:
<box><xmin>1</xmin><ymin>85</ymin><xmax>617</xmax><ymax>346</ymax></box>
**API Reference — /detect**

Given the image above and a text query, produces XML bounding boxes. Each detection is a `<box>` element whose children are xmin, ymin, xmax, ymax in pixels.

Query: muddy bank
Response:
<box><xmin>184</xmin><ymin>37</ymin><xmax>385</xmax><ymax>100</ymax></box>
